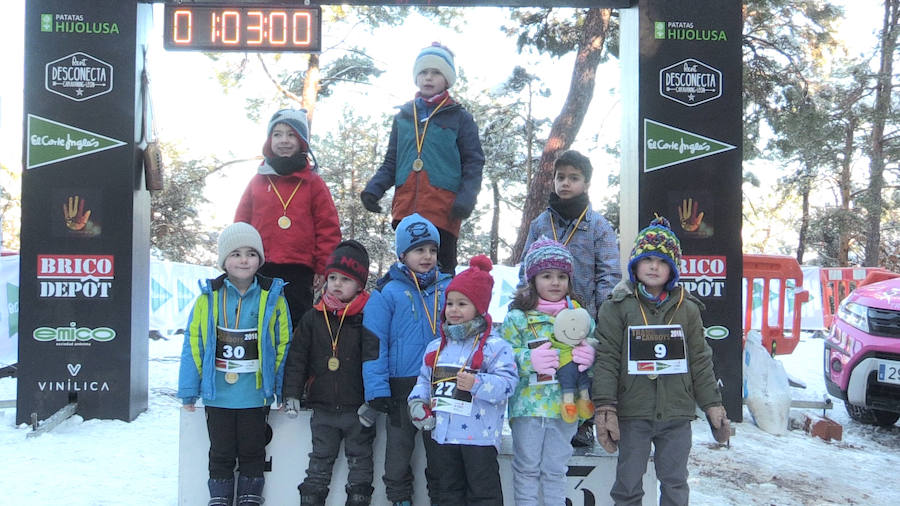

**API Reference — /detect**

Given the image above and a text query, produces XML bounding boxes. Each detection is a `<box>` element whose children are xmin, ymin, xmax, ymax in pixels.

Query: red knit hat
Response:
<box><xmin>445</xmin><ymin>254</ymin><xmax>494</xmax><ymax>316</ymax></box>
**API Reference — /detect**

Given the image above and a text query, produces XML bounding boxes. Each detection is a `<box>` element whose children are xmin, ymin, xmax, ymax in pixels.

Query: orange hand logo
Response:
<box><xmin>678</xmin><ymin>198</ymin><xmax>705</xmax><ymax>232</ymax></box>
<box><xmin>63</xmin><ymin>195</ymin><xmax>92</xmax><ymax>231</ymax></box>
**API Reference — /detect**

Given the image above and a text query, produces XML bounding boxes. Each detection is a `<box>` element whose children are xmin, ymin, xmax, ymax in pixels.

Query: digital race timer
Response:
<box><xmin>163</xmin><ymin>4</ymin><xmax>321</xmax><ymax>52</ymax></box>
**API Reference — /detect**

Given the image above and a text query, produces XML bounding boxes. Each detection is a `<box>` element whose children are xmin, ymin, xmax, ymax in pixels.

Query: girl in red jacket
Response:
<box><xmin>234</xmin><ymin>109</ymin><xmax>341</xmax><ymax>326</ymax></box>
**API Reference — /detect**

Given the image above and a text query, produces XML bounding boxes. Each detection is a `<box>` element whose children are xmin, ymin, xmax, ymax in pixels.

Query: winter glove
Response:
<box><xmin>408</xmin><ymin>398</ymin><xmax>435</xmax><ymax>431</ymax></box>
<box><xmin>705</xmin><ymin>405</ymin><xmax>731</xmax><ymax>443</ymax></box>
<box><xmin>360</xmin><ymin>191</ymin><xmax>382</xmax><ymax>213</ymax></box>
<box><xmin>357</xmin><ymin>403</ymin><xmax>379</xmax><ymax>428</ymax></box>
<box><xmin>284</xmin><ymin>397</ymin><xmax>301</xmax><ymax>418</ymax></box>
<box><xmin>530</xmin><ymin>342</ymin><xmax>559</xmax><ymax>376</ymax></box>
<box><xmin>594</xmin><ymin>405</ymin><xmax>620</xmax><ymax>454</ymax></box>
<box><xmin>571</xmin><ymin>341</ymin><xmax>596</xmax><ymax>372</ymax></box>
<box><xmin>450</xmin><ymin>201</ymin><xmax>473</xmax><ymax>220</ymax></box>
<box><xmin>368</xmin><ymin>396</ymin><xmax>393</xmax><ymax>414</ymax></box>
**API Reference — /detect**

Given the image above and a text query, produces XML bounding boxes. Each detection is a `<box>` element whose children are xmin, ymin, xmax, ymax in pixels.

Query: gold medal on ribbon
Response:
<box><xmin>412</xmin><ymin>158</ymin><xmax>424</xmax><ymax>171</ymax></box>
<box><xmin>327</xmin><ymin>356</ymin><xmax>340</xmax><ymax>371</ymax></box>
<box><xmin>278</xmin><ymin>215</ymin><xmax>292</xmax><ymax>229</ymax></box>
<box><xmin>225</xmin><ymin>372</ymin><xmax>239</xmax><ymax>384</ymax></box>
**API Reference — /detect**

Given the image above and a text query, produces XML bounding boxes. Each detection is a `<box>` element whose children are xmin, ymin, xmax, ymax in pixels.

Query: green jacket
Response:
<box><xmin>591</xmin><ymin>281</ymin><xmax>721</xmax><ymax>420</ymax></box>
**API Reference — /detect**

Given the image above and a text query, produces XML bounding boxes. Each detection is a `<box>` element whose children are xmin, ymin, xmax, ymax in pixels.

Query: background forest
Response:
<box><xmin>0</xmin><ymin>0</ymin><xmax>897</xmax><ymax>276</ymax></box>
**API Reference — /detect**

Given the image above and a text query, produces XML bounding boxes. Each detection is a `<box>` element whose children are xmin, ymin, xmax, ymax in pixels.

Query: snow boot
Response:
<box><xmin>298</xmin><ymin>483</ymin><xmax>328</xmax><ymax>506</ymax></box>
<box><xmin>236</xmin><ymin>475</ymin><xmax>265</xmax><ymax>505</ymax></box>
<box><xmin>345</xmin><ymin>483</ymin><xmax>374</xmax><ymax>506</ymax></box>
<box><xmin>208</xmin><ymin>477</ymin><xmax>235</xmax><ymax>506</ymax></box>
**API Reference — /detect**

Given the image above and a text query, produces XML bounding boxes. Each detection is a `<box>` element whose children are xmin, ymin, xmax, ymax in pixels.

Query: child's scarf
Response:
<box><xmin>536</xmin><ymin>297</ymin><xmax>567</xmax><ymax>317</ymax></box>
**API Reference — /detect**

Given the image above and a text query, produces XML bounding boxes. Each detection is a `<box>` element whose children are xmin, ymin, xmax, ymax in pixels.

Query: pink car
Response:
<box><xmin>825</xmin><ymin>276</ymin><xmax>900</xmax><ymax>426</ymax></box>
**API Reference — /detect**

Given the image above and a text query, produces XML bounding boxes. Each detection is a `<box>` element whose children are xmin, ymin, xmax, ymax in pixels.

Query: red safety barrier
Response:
<box><xmin>743</xmin><ymin>254</ymin><xmax>809</xmax><ymax>355</ymax></box>
<box><xmin>820</xmin><ymin>266</ymin><xmax>900</xmax><ymax>327</ymax></box>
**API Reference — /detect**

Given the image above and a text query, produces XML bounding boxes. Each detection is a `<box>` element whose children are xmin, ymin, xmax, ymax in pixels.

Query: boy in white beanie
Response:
<box><xmin>178</xmin><ymin>222</ymin><xmax>292</xmax><ymax>506</ymax></box>
<box><xmin>360</xmin><ymin>42</ymin><xmax>485</xmax><ymax>275</ymax></box>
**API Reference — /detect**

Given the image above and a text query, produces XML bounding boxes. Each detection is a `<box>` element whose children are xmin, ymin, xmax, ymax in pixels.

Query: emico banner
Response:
<box><xmin>18</xmin><ymin>1</ymin><xmax>153</xmax><ymax>423</ymax></box>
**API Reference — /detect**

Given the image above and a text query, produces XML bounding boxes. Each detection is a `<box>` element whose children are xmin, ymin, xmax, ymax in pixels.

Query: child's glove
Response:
<box><xmin>705</xmin><ymin>405</ymin><xmax>731</xmax><ymax>443</ymax></box>
<box><xmin>594</xmin><ymin>405</ymin><xmax>620</xmax><ymax>454</ymax></box>
<box><xmin>360</xmin><ymin>191</ymin><xmax>382</xmax><ymax>213</ymax></box>
<box><xmin>530</xmin><ymin>342</ymin><xmax>559</xmax><ymax>375</ymax></box>
<box><xmin>368</xmin><ymin>396</ymin><xmax>393</xmax><ymax>414</ymax></box>
<box><xmin>357</xmin><ymin>403</ymin><xmax>379</xmax><ymax>428</ymax></box>
<box><xmin>572</xmin><ymin>341</ymin><xmax>596</xmax><ymax>372</ymax></box>
<box><xmin>408</xmin><ymin>398</ymin><xmax>435</xmax><ymax>431</ymax></box>
<box><xmin>284</xmin><ymin>397</ymin><xmax>301</xmax><ymax>418</ymax></box>
<box><xmin>450</xmin><ymin>201</ymin><xmax>473</xmax><ymax>220</ymax></box>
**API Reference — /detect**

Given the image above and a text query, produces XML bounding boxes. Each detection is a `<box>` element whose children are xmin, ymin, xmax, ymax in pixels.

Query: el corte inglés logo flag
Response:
<box><xmin>26</xmin><ymin>114</ymin><xmax>125</xmax><ymax>169</ymax></box>
<box><xmin>644</xmin><ymin>119</ymin><xmax>735</xmax><ymax>172</ymax></box>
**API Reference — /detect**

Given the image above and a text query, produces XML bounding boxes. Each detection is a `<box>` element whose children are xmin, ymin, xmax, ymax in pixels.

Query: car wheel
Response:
<box><xmin>844</xmin><ymin>402</ymin><xmax>900</xmax><ymax>426</ymax></box>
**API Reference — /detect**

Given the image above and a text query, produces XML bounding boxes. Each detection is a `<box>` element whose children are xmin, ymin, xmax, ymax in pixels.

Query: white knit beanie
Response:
<box><xmin>217</xmin><ymin>222</ymin><xmax>265</xmax><ymax>270</ymax></box>
<box><xmin>413</xmin><ymin>42</ymin><xmax>456</xmax><ymax>88</ymax></box>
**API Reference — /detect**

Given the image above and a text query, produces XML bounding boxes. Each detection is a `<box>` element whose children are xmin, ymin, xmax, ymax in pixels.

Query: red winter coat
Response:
<box><xmin>234</xmin><ymin>166</ymin><xmax>341</xmax><ymax>274</ymax></box>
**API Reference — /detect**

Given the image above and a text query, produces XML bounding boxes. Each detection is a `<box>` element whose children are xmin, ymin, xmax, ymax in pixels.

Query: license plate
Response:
<box><xmin>876</xmin><ymin>360</ymin><xmax>900</xmax><ymax>385</ymax></box>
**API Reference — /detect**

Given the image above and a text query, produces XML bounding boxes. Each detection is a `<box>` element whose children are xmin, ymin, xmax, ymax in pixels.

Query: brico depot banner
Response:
<box><xmin>37</xmin><ymin>254</ymin><xmax>114</xmax><ymax>298</ymax></box>
<box><xmin>638</xmin><ymin>0</ymin><xmax>743</xmax><ymax>418</ymax></box>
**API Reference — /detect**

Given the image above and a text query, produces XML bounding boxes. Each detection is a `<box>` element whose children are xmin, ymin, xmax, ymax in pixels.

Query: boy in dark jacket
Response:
<box><xmin>360</xmin><ymin>42</ymin><xmax>485</xmax><ymax>274</ymax></box>
<box><xmin>283</xmin><ymin>240</ymin><xmax>377</xmax><ymax>506</ymax></box>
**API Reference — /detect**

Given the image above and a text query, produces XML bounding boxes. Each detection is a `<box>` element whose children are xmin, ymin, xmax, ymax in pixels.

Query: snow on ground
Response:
<box><xmin>0</xmin><ymin>334</ymin><xmax>898</xmax><ymax>505</ymax></box>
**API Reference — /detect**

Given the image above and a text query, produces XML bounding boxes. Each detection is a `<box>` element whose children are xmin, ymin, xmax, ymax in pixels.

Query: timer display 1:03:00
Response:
<box><xmin>163</xmin><ymin>4</ymin><xmax>322</xmax><ymax>52</ymax></box>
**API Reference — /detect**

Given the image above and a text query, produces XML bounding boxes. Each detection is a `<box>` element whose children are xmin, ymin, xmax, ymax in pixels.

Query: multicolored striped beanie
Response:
<box><xmin>524</xmin><ymin>238</ymin><xmax>574</xmax><ymax>281</ymax></box>
<box><xmin>627</xmin><ymin>215</ymin><xmax>682</xmax><ymax>291</ymax></box>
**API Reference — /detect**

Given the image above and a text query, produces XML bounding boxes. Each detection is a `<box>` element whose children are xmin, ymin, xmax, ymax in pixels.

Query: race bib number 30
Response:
<box><xmin>431</xmin><ymin>365</ymin><xmax>473</xmax><ymax>416</ymax></box>
<box><xmin>627</xmin><ymin>324</ymin><xmax>688</xmax><ymax>375</ymax></box>
<box><xmin>215</xmin><ymin>327</ymin><xmax>260</xmax><ymax>374</ymax></box>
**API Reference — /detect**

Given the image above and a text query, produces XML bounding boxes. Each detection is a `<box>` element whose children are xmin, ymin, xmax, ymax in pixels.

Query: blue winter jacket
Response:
<box><xmin>178</xmin><ymin>273</ymin><xmax>292</xmax><ymax>404</ymax></box>
<box><xmin>362</xmin><ymin>263</ymin><xmax>452</xmax><ymax>400</ymax></box>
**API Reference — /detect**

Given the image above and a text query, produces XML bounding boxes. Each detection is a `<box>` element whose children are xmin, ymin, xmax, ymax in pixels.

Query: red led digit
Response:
<box><xmin>293</xmin><ymin>12</ymin><xmax>311</xmax><ymax>45</ymax></box>
<box><xmin>221</xmin><ymin>10</ymin><xmax>240</xmax><ymax>44</ymax></box>
<box><xmin>172</xmin><ymin>9</ymin><xmax>192</xmax><ymax>43</ymax></box>
<box><xmin>247</xmin><ymin>11</ymin><xmax>263</xmax><ymax>44</ymax></box>
<box><xmin>269</xmin><ymin>11</ymin><xmax>287</xmax><ymax>45</ymax></box>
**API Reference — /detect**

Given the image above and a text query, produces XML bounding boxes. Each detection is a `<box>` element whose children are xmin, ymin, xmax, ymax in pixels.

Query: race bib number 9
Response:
<box><xmin>627</xmin><ymin>324</ymin><xmax>688</xmax><ymax>375</ymax></box>
<box><xmin>431</xmin><ymin>365</ymin><xmax>473</xmax><ymax>416</ymax></box>
<box><xmin>215</xmin><ymin>327</ymin><xmax>260</xmax><ymax>374</ymax></box>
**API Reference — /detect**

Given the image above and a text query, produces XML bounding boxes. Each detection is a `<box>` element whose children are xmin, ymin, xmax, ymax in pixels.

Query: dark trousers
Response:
<box><xmin>303</xmin><ymin>409</ymin><xmax>376</xmax><ymax>492</ymax></box>
<box><xmin>431</xmin><ymin>443</ymin><xmax>503</xmax><ymax>506</ymax></box>
<box><xmin>612</xmin><ymin>419</ymin><xmax>692</xmax><ymax>506</ymax></box>
<box><xmin>205</xmin><ymin>406</ymin><xmax>269</xmax><ymax>479</ymax></box>
<box><xmin>258</xmin><ymin>262</ymin><xmax>314</xmax><ymax>326</ymax></box>
<box><xmin>383</xmin><ymin>377</ymin><xmax>440</xmax><ymax>502</ymax></box>
<box><xmin>436</xmin><ymin>227</ymin><xmax>458</xmax><ymax>275</ymax></box>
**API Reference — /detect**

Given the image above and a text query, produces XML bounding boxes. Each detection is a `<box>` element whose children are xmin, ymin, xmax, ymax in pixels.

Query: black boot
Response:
<box><xmin>345</xmin><ymin>483</ymin><xmax>374</xmax><ymax>506</ymax></box>
<box><xmin>208</xmin><ymin>477</ymin><xmax>235</xmax><ymax>506</ymax></box>
<box><xmin>236</xmin><ymin>475</ymin><xmax>265</xmax><ymax>505</ymax></box>
<box><xmin>298</xmin><ymin>482</ymin><xmax>327</xmax><ymax>506</ymax></box>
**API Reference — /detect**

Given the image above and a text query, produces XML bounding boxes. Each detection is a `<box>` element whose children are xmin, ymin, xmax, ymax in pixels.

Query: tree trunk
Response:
<box><xmin>839</xmin><ymin>116</ymin><xmax>855</xmax><ymax>266</ymax></box>
<box><xmin>864</xmin><ymin>0</ymin><xmax>899</xmax><ymax>266</ymax></box>
<box><xmin>508</xmin><ymin>8</ymin><xmax>611</xmax><ymax>264</ymax></box>
<box><xmin>302</xmin><ymin>54</ymin><xmax>321</xmax><ymax>131</ymax></box>
<box><xmin>796</xmin><ymin>165</ymin><xmax>810</xmax><ymax>264</ymax></box>
<box><xmin>490</xmin><ymin>180</ymin><xmax>500</xmax><ymax>263</ymax></box>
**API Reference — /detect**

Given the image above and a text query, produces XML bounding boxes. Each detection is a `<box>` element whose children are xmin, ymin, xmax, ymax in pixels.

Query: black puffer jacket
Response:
<box><xmin>282</xmin><ymin>291</ymin><xmax>379</xmax><ymax>412</ymax></box>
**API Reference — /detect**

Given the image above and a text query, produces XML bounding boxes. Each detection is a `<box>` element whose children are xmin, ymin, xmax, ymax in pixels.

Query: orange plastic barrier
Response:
<box><xmin>820</xmin><ymin>267</ymin><xmax>900</xmax><ymax>327</ymax></box>
<box><xmin>743</xmin><ymin>254</ymin><xmax>809</xmax><ymax>355</ymax></box>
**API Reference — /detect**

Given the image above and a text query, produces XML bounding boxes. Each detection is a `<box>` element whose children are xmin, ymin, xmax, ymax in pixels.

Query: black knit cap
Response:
<box><xmin>325</xmin><ymin>240</ymin><xmax>370</xmax><ymax>286</ymax></box>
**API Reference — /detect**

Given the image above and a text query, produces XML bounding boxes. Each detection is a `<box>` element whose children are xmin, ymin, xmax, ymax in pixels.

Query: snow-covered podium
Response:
<box><xmin>178</xmin><ymin>408</ymin><xmax>657</xmax><ymax>505</ymax></box>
